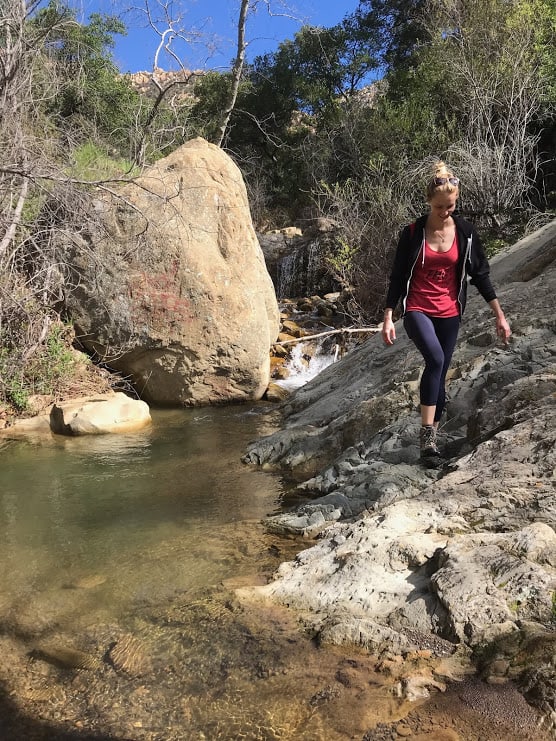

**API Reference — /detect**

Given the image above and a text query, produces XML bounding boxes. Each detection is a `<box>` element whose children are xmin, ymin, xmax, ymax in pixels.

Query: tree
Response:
<box><xmin>195</xmin><ymin>15</ymin><xmax>388</xmax><ymax>224</ymax></box>
<box><xmin>355</xmin><ymin>0</ymin><xmax>429</xmax><ymax>71</ymax></box>
<box><xmin>215</xmin><ymin>0</ymin><xmax>250</xmax><ymax>147</ymax></box>
<box><xmin>422</xmin><ymin>0</ymin><xmax>551</xmax><ymax>223</ymax></box>
<box><xmin>127</xmin><ymin>0</ymin><xmax>296</xmax><ymax>156</ymax></box>
<box><xmin>29</xmin><ymin>2</ymin><xmax>140</xmax><ymax>153</ymax></box>
<box><xmin>0</xmin><ymin>0</ymin><xmax>63</xmax><ymax>407</ymax></box>
<box><xmin>0</xmin><ymin>1</ymin><xmax>138</xmax><ymax>410</ymax></box>
<box><xmin>124</xmin><ymin>0</ymin><xmax>206</xmax><ymax>165</ymax></box>
<box><xmin>248</xmin><ymin>18</ymin><xmax>381</xmax><ymax>121</ymax></box>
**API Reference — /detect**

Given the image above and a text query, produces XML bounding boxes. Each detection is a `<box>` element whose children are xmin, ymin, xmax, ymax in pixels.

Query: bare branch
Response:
<box><xmin>215</xmin><ymin>0</ymin><xmax>250</xmax><ymax>148</ymax></box>
<box><xmin>0</xmin><ymin>175</ymin><xmax>28</xmax><ymax>258</ymax></box>
<box><xmin>274</xmin><ymin>327</ymin><xmax>381</xmax><ymax>346</ymax></box>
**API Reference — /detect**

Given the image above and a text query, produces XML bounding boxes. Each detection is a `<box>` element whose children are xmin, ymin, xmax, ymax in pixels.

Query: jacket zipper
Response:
<box><xmin>457</xmin><ymin>235</ymin><xmax>473</xmax><ymax>315</ymax></box>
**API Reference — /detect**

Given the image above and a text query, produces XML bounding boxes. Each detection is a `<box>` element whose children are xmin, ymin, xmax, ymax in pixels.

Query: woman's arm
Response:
<box><xmin>381</xmin><ymin>307</ymin><xmax>396</xmax><ymax>345</ymax></box>
<box><xmin>489</xmin><ymin>298</ymin><xmax>511</xmax><ymax>344</ymax></box>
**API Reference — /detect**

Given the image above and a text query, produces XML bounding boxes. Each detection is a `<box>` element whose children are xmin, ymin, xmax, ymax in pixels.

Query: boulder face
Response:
<box><xmin>65</xmin><ymin>138</ymin><xmax>280</xmax><ymax>406</ymax></box>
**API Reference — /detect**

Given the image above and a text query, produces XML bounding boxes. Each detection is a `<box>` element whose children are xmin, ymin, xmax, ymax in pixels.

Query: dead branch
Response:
<box><xmin>0</xmin><ymin>174</ymin><xmax>28</xmax><ymax>259</ymax></box>
<box><xmin>274</xmin><ymin>327</ymin><xmax>381</xmax><ymax>346</ymax></box>
<box><xmin>216</xmin><ymin>0</ymin><xmax>250</xmax><ymax>148</ymax></box>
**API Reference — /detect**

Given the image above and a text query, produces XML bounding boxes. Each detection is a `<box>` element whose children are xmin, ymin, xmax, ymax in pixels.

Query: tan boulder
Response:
<box><xmin>49</xmin><ymin>393</ymin><xmax>151</xmax><ymax>435</ymax></box>
<box><xmin>1</xmin><ymin>393</ymin><xmax>151</xmax><ymax>438</ymax></box>
<box><xmin>266</xmin><ymin>226</ymin><xmax>303</xmax><ymax>237</ymax></box>
<box><xmin>64</xmin><ymin>138</ymin><xmax>279</xmax><ymax>405</ymax></box>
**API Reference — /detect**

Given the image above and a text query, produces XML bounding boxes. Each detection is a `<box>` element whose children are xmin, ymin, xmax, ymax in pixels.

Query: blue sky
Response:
<box><xmin>78</xmin><ymin>0</ymin><xmax>361</xmax><ymax>73</ymax></box>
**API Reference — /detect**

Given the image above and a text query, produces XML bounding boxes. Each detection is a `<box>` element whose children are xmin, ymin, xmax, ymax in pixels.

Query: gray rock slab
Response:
<box><xmin>241</xmin><ymin>221</ymin><xmax>556</xmax><ymax>682</ymax></box>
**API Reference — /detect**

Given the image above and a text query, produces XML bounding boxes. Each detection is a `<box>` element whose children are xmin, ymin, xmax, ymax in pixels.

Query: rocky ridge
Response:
<box><xmin>125</xmin><ymin>68</ymin><xmax>203</xmax><ymax>100</ymax></box>
<box><xmin>242</xmin><ymin>219</ymin><xmax>556</xmax><ymax>728</ymax></box>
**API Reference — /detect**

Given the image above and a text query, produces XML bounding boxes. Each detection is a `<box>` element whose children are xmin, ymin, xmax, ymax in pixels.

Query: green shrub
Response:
<box><xmin>71</xmin><ymin>141</ymin><xmax>136</xmax><ymax>180</ymax></box>
<box><xmin>483</xmin><ymin>237</ymin><xmax>509</xmax><ymax>259</ymax></box>
<box><xmin>0</xmin><ymin>319</ymin><xmax>84</xmax><ymax>413</ymax></box>
<box><xmin>27</xmin><ymin>322</ymin><xmax>82</xmax><ymax>397</ymax></box>
<box><xmin>0</xmin><ymin>352</ymin><xmax>30</xmax><ymax>412</ymax></box>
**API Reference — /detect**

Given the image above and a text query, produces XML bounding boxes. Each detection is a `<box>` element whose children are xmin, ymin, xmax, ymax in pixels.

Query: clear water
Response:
<box><xmin>0</xmin><ymin>405</ymin><xmax>288</xmax><ymax>631</ymax></box>
<box><xmin>0</xmin><ymin>404</ymin><xmax>412</xmax><ymax>740</ymax></box>
<box><xmin>0</xmin><ymin>405</ymin><xmax>340</xmax><ymax>737</ymax></box>
<box><xmin>0</xmin><ymin>405</ymin><xmax>540</xmax><ymax>740</ymax></box>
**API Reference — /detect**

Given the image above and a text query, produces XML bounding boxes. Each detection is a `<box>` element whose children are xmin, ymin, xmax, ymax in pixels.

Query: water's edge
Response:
<box><xmin>0</xmin><ymin>405</ymin><xmax>547</xmax><ymax>740</ymax></box>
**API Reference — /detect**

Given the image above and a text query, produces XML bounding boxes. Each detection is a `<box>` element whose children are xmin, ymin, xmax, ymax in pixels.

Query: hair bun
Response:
<box><xmin>433</xmin><ymin>160</ymin><xmax>450</xmax><ymax>177</ymax></box>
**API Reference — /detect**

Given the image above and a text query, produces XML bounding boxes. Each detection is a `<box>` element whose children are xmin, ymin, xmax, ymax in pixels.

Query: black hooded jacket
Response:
<box><xmin>384</xmin><ymin>214</ymin><xmax>497</xmax><ymax>316</ymax></box>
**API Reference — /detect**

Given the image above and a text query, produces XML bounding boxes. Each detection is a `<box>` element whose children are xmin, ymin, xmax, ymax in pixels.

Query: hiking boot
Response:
<box><xmin>420</xmin><ymin>425</ymin><xmax>442</xmax><ymax>467</ymax></box>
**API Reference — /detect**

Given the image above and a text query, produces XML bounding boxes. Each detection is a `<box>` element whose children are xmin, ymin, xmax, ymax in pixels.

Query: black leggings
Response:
<box><xmin>403</xmin><ymin>311</ymin><xmax>461</xmax><ymax>422</ymax></box>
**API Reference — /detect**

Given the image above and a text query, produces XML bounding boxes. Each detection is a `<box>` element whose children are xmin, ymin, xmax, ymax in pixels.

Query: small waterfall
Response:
<box><xmin>275</xmin><ymin>337</ymin><xmax>340</xmax><ymax>391</ymax></box>
<box><xmin>275</xmin><ymin>238</ymin><xmax>336</xmax><ymax>298</ymax></box>
<box><xmin>276</xmin><ymin>252</ymin><xmax>297</xmax><ymax>299</ymax></box>
<box><xmin>306</xmin><ymin>241</ymin><xmax>322</xmax><ymax>291</ymax></box>
<box><xmin>271</xmin><ymin>297</ymin><xmax>359</xmax><ymax>394</ymax></box>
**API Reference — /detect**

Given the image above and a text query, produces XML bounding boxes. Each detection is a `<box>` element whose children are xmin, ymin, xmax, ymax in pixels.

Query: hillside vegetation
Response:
<box><xmin>1</xmin><ymin>0</ymin><xmax>555</xmax><ymax>414</ymax></box>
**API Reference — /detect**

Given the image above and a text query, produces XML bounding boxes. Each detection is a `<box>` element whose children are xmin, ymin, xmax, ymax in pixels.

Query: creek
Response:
<box><xmin>0</xmin><ymin>406</ymin><xmax>289</xmax><ymax>626</ymax></box>
<box><xmin>0</xmin><ymin>404</ymin><xmax>406</xmax><ymax>740</ymax></box>
<box><xmin>0</xmin><ymin>404</ymin><xmax>542</xmax><ymax>740</ymax></box>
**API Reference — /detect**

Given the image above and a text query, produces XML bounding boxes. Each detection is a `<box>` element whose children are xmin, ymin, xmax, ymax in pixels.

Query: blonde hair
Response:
<box><xmin>426</xmin><ymin>161</ymin><xmax>459</xmax><ymax>200</ymax></box>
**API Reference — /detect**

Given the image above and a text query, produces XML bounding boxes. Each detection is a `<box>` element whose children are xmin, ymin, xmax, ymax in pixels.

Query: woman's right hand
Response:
<box><xmin>381</xmin><ymin>316</ymin><xmax>396</xmax><ymax>345</ymax></box>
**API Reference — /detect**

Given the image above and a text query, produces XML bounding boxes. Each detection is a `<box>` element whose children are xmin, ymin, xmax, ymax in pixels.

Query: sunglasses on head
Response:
<box><xmin>432</xmin><ymin>177</ymin><xmax>460</xmax><ymax>186</ymax></box>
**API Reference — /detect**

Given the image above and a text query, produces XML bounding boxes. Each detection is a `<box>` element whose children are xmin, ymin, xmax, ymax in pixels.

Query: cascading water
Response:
<box><xmin>305</xmin><ymin>241</ymin><xmax>322</xmax><ymax>292</ymax></box>
<box><xmin>276</xmin><ymin>338</ymin><xmax>339</xmax><ymax>390</ymax></box>
<box><xmin>271</xmin><ymin>233</ymin><xmax>353</xmax><ymax>389</ymax></box>
<box><xmin>275</xmin><ymin>238</ymin><xmax>336</xmax><ymax>299</ymax></box>
<box><xmin>276</xmin><ymin>252</ymin><xmax>297</xmax><ymax>298</ymax></box>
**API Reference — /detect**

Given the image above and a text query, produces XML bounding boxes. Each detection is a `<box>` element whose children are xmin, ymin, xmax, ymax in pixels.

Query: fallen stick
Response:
<box><xmin>273</xmin><ymin>327</ymin><xmax>381</xmax><ymax>346</ymax></box>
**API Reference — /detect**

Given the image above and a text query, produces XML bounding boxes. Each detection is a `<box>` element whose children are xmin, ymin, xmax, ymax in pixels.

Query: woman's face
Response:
<box><xmin>428</xmin><ymin>192</ymin><xmax>458</xmax><ymax>221</ymax></box>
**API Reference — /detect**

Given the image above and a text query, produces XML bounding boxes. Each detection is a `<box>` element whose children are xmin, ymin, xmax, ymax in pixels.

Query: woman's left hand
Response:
<box><xmin>496</xmin><ymin>315</ymin><xmax>511</xmax><ymax>344</ymax></box>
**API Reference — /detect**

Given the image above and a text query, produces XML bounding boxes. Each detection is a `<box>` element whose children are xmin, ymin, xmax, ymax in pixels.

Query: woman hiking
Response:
<box><xmin>381</xmin><ymin>162</ymin><xmax>511</xmax><ymax>467</ymax></box>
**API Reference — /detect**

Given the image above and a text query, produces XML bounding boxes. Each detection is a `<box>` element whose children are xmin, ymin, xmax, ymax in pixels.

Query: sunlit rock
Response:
<box><xmin>62</xmin><ymin>138</ymin><xmax>279</xmax><ymax>406</ymax></box>
<box><xmin>242</xmin><ymin>220</ymin><xmax>556</xmax><ymax>706</ymax></box>
<box><xmin>50</xmin><ymin>392</ymin><xmax>151</xmax><ymax>435</ymax></box>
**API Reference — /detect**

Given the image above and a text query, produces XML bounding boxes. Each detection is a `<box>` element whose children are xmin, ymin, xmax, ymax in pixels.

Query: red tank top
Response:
<box><xmin>406</xmin><ymin>236</ymin><xmax>459</xmax><ymax>317</ymax></box>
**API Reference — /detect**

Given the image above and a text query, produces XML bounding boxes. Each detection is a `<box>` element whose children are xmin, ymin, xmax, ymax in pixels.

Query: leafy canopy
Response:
<box><xmin>29</xmin><ymin>2</ymin><xmax>140</xmax><ymax>151</ymax></box>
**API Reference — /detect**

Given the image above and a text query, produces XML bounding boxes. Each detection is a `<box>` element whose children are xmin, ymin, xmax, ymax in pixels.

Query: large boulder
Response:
<box><xmin>64</xmin><ymin>138</ymin><xmax>279</xmax><ymax>405</ymax></box>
